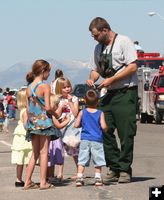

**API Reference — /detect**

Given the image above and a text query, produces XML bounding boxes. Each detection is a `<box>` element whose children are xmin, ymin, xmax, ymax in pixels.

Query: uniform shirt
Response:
<box><xmin>89</xmin><ymin>34</ymin><xmax>138</xmax><ymax>90</ymax></box>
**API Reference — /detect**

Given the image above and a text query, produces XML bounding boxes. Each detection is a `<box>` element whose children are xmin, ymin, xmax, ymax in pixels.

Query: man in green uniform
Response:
<box><xmin>87</xmin><ymin>17</ymin><xmax>138</xmax><ymax>183</ymax></box>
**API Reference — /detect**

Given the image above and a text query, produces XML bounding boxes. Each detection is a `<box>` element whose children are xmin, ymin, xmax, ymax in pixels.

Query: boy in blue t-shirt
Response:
<box><xmin>74</xmin><ymin>89</ymin><xmax>108</xmax><ymax>186</ymax></box>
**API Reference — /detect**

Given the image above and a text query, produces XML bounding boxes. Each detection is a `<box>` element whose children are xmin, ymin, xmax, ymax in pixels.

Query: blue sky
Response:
<box><xmin>0</xmin><ymin>0</ymin><xmax>164</xmax><ymax>71</ymax></box>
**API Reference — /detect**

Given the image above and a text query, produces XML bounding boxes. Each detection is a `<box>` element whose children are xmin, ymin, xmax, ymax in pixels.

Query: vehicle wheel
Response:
<box><xmin>140</xmin><ymin>113</ymin><xmax>147</xmax><ymax>123</ymax></box>
<box><xmin>154</xmin><ymin>110</ymin><xmax>162</xmax><ymax>124</ymax></box>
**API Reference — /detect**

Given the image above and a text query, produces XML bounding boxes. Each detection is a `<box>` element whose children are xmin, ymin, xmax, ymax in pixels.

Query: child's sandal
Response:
<box><xmin>57</xmin><ymin>175</ymin><xmax>63</xmax><ymax>182</ymax></box>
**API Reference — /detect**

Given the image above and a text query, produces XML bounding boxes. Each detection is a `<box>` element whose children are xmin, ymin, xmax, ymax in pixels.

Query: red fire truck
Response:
<box><xmin>149</xmin><ymin>66</ymin><xmax>164</xmax><ymax>123</ymax></box>
<box><xmin>137</xmin><ymin>52</ymin><xmax>164</xmax><ymax>69</ymax></box>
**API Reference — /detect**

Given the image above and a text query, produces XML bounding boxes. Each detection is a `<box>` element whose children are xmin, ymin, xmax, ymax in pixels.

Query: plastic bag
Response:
<box><xmin>62</xmin><ymin>118</ymin><xmax>81</xmax><ymax>148</ymax></box>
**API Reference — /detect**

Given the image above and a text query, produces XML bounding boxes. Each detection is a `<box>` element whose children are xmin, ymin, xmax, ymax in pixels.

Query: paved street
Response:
<box><xmin>0</xmin><ymin>119</ymin><xmax>164</xmax><ymax>200</ymax></box>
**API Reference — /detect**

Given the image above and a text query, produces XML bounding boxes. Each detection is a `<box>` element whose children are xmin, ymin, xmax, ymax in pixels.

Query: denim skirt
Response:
<box><xmin>26</xmin><ymin>126</ymin><xmax>62</xmax><ymax>141</ymax></box>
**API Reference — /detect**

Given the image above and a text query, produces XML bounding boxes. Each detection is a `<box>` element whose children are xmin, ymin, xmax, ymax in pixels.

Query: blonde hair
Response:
<box><xmin>50</xmin><ymin>94</ymin><xmax>61</xmax><ymax>109</ymax></box>
<box><xmin>17</xmin><ymin>89</ymin><xmax>27</xmax><ymax>110</ymax></box>
<box><xmin>55</xmin><ymin>77</ymin><xmax>72</xmax><ymax>95</ymax></box>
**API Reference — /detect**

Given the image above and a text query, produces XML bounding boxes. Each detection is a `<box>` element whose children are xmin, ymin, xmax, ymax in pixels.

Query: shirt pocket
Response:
<box><xmin>112</xmin><ymin>51</ymin><xmax>124</xmax><ymax>65</ymax></box>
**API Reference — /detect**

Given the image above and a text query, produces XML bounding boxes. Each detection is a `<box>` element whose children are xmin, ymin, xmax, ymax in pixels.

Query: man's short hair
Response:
<box><xmin>89</xmin><ymin>17</ymin><xmax>111</xmax><ymax>32</ymax></box>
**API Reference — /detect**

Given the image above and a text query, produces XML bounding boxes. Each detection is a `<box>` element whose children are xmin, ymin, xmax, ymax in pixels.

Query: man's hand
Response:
<box><xmin>97</xmin><ymin>77</ymin><xmax>114</xmax><ymax>89</ymax></box>
<box><xmin>97</xmin><ymin>62</ymin><xmax>137</xmax><ymax>90</ymax></box>
<box><xmin>86</xmin><ymin>79</ymin><xmax>94</xmax><ymax>87</ymax></box>
<box><xmin>86</xmin><ymin>70</ymin><xmax>100</xmax><ymax>86</ymax></box>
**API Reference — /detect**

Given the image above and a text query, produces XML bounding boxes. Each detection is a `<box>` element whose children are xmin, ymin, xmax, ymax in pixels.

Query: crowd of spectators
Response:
<box><xmin>0</xmin><ymin>87</ymin><xmax>17</xmax><ymax>132</ymax></box>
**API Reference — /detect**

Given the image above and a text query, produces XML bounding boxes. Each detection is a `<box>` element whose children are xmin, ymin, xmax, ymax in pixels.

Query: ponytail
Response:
<box><xmin>26</xmin><ymin>71</ymin><xmax>34</xmax><ymax>85</ymax></box>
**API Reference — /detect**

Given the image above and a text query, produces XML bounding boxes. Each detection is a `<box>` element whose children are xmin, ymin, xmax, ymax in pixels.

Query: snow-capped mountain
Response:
<box><xmin>0</xmin><ymin>59</ymin><xmax>90</xmax><ymax>89</ymax></box>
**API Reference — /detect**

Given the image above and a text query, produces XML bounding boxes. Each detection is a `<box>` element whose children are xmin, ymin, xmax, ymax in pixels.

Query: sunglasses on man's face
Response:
<box><xmin>91</xmin><ymin>31</ymin><xmax>101</xmax><ymax>39</ymax></box>
<box><xmin>91</xmin><ymin>28</ymin><xmax>107</xmax><ymax>38</ymax></box>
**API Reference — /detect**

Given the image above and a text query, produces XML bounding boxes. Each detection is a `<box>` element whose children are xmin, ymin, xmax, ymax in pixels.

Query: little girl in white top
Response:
<box><xmin>55</xmin><ymin>77</ymin><xmax>80</xmax><ymax>179</ymax></box>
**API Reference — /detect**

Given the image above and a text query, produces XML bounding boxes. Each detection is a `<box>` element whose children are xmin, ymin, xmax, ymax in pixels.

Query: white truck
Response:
<box><xmin>137</xmin><ymin>67</ymin><xmax>159</xmax><ymax>123</ymax></box>
<box><xmin>137</xmin><ymin>51</ymin><xmax>164</xmax><ymax>123</ymax></box>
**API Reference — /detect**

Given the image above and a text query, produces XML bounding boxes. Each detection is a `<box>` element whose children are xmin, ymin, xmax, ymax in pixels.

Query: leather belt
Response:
<box><xmin>108</xmin><ymin>86</ymin><xmax>138</xmax><ymax>94</ymax></box>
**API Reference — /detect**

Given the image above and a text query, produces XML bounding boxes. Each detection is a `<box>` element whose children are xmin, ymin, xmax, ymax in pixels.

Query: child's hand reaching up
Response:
<box><xmin>67</xmin><ymin>94</ymin><xmax>72</xmax><ymax>102</ymax></box>
<box><xmin>65</xmin><ymin>114</ymin><xmax>71</xmax><ymax>123</ymax></box>
<box><xmin>52</xmin><ymin>113</ymin><xmax>71</xmax><ymax>129</ymax></box>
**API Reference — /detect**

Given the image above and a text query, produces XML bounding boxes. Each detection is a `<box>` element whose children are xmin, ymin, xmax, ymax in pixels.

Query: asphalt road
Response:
<box><xmin>0</xmin><ymin>119</ymin><xmax>164</xmax><ymax>200</ymax></box>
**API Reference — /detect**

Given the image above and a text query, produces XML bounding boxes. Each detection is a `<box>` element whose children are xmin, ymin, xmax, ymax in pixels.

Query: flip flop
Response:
<box><xmin>39</xmin><ymin>184</ymin><xmax>55</xmax><ymax>190</ymax></box>
<box><xmin>23</xmin><ymin>182</ymin><xmax>39</xmax><ymax>190</ymax></box>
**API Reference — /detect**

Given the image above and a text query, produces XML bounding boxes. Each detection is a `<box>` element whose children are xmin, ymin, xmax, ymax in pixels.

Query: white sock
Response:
<box><xmin>77</xmin><ymin>173</ymin><xmax>83</xmax><ymax>178</ymax></box>
<box><xmin>95</xmin><ymin>172</ymin><xmax>101</xmax><ymax>179</ymax></box>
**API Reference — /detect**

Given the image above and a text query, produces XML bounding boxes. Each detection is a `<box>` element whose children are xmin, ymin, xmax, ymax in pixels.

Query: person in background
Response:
<box><xmin>134</xmin><ymin>41</ymin><xmax>144</xmax><ymax>53</ymax></box>
<box><xmin>0</xmin><ymin>88</ymin><xmax>4</xmax><ymax>100</ymax></box>
<box><xmin>47</xmin><ymin>69</ymin><xmax>65</xmax><ymax>182</ymax></box>
<box><xmin>87</xmin><ymin>17</ymin><xmax>138</xmax><ymax>183</ymax></box>
<box><xmin>24</xmin><ymin>59</ymin><xmax>57</xmax><ymax>190</ymax></box>
<box><xmin>11</xmin><ymin>89</ymin><xmax>32</xmax><ymax>187</ymax></box>
<box><xmin>0</xmin><ymin>88</ymin><xmax>5</xmax><ymax>132</ymax></box>
<box><xmin>74</xmin><ymin>89</ymin><xmax>108</xmax><ymax>187</ymax></box>
<box><xmin>5</xmin><ymin>87</ymin><xmax>10</xmax><ymax>93</ymax></box>
<box><xmin>5</xmin><ymin>88</ymin><xmax>10</xmax><ymax>117</ymax></box>
<box><xmin>3</xmin><ymin>92</ymin><xmax>9</xmax><ymax>133</ymax></box>
<box><xmin>51</xmin><ymin>69</ymin><xmax>64</xmax><ymax>94</ymax></box>
<box><xmin>6</xmin><ymin>91</ymin><xmax>16</xmax><ymax>120</ymax></box>
<box><xmin>2</xmin><ymin>91</ymin><xmax>9</xmax><ymax>133</ymax></box>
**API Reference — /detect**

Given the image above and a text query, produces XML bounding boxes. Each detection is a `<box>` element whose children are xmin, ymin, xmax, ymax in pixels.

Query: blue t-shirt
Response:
<box><xmin>81</xmin><ymin>109</ymin><xmax>103</xmax><ymax>143</ymax></box>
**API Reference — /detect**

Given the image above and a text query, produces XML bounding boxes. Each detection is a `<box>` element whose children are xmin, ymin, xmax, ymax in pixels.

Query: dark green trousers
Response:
<box><xmin>99</xmin><ymin>87</ymin><xmax>138</xmax><ymax>174</ymax></box>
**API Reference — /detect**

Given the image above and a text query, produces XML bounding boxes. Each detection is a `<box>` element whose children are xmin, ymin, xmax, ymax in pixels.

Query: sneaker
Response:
<box><xmin>106</xmin><ymin>170</ymin><xmax>119</xmax><ymax>181</ymax></box>
<box><xmin>95</xmin><ymin>177</ymin><xmax>103</xmax><ymax>186</ymax></box>
<box><xmin>118</xmin><ymin>172</ymin><xmax>131</xmax><ymax>183</ymax></box>
<box><xmin>15</xmin><ymin>181</ymin><xmax>25</xmax><ymax>187</ymax></box>
<box><xmin>76</xmin><ymin>177</ymin><xmax>84</xmax><ymax>187</ymax></box>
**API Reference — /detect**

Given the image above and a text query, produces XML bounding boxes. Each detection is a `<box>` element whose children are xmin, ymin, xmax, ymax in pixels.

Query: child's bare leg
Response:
<box><xmin>95</xmin><ymin>166</ymin><xmax>101</xmax><ymax>175</ymax></box>
<box><xmin>71</xmin><ymin>155</ymin><xmax>78</xmax><ymax>180</ymax></box>
<box><xmin>16</xmin><ymin>164</ymin><xmax>24</xmax><ymax>182</ymax></box>
<box><xmin>39</xmin><ymin>135</ymin><xmax>50</xmax><ymax>188</ymax></box>
<box><xmin>24</xmin><ymin>135</ymin><xmax>40</xmax><ymax>187</ymax></box>
<box><xmin>95</xmin><ymin>166</ymin><xmax>102</xmax><ymax>178</ymax></box>
<box><xmin>76</xmin><ymin>165</ymin><xmax>85</xmax><ymax>186</ymax></box>
<box><xmin>77</xmin><ymin>165</ymin><xmax>85</xmax><ymax>175</ymax></box>
<box><xmin>57</xmin><ymin>164</ymin><xmax>64</xmax><ymax>179</ymax></box>
<box><xmin>3</xmin><ymin>118</ymin><xmax>9</xmax><ymax>133</ymax></box>
<box><xmin>73</xmin><ymin>155</ymin><xmax>78</xmax><ymax>167</ymax></box>
<box><xmin>94</xmin><ymin>166</ymin><xmax>103</xmax><ymax>186</ymax></box>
